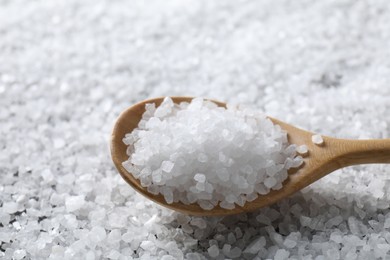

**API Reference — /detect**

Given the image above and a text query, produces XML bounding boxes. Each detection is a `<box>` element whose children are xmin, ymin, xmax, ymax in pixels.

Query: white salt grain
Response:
<box><xmin>163</xmin><ymin>188</ymin><xmax>174</xmax><ymax>204</ymax></box>
<box><xmin>194</xmin><ymin>173</ymin><xmax>206</xmax><ymax>183</ymax></box>
<box><xmin>89</xmin><ymin>226</ymin><xmax>106</xmax><ymax>243</ymax></box>
<box><xmin>246</xmin><ymin>193</ymin><xmax>258</xmax><ymax>202</ymax></box>
<box><xmin>207</xmin><ymin>245</ymin><xmax>219</xmax><ymax>258</ymax></box>
<box><xmin>65</xmin><ymin>195</ymin><xmax>85</xmax><ymax>212</ymax></box>
<box><xmin>222</xmin><ymin>244</ymin><xmax>231</xmax><ymax>256</ymax></box>
<box><xmin>107</xmin><ymin>230</ymin><xmax>121</xmax><ymax>244</ymax></box>
<box><xmin>227</xmin><ymin>232</ymin><xmax>237</xmax><ymax>244</ymax></box>
<box><xmin>274</xmin><ymin>249</ymin><xmax>290</xmax><ymax>260</ymax></box>
<box><xmin>296</xmin><ymin>145</ymin><xmax>308</xmax><ymax>155</ymax></box>
<box><xmin>161</xmin><ymin>161</ymin><xmax>174</xmax><ymax>173</ymax></box>
<box><xmin>311</xmin><ymin>134</ymin><xmax>324</xmax><ymax>145</ymax></box>
<box><xmin>121</xmin><ymin>232</ymin><xmax>134</xmax><ymax>243</ymax></box>
<box><xmin>292</xmin><ymin>156</ymin><xmax>304</xmax><ymax>168</ymax></box>
<box><xmin>107</xmin><ymin>250</ymin><xmax>121</xmax><ymax>259</ymax></box>
<box><xmin>243</xmin><ymin>237</ymin><xmax>266</xmax><ymax>254</ymax></box>
<box><xmin>140</xmin><ymin>241</ymin><xmax>157</xmax><ymax>253</ymax></box>
<box><xmin>229</xmin><ymin>247</ymin><xmax>242</xmax><ymax>258</ymax></box>
<box><xmin>123</xmin><ymin>98</ymin><xmax>300</xmax><ymax>209</ymax></box>
<box><xmin>3</xmin><ymin>202</ymin><xmax>18</xmax><ymax>214</ymax></box>
<box><xmin>220</xmin><ymin>201</ymin><xmax>235</xmax><ymax>210</ymax></box>
<box><xmin>182</xmin><ymin>223</ymin><xmax>193</xmax><ymax>234</ymax></box>
<box><xmin>283</xmin><ymin>238</ymin><xmax>297</xmax><ymax>249</ymax></box>
<box><xmin>13</xmin><ymin>249</ymin><xmax>26</xmax><ymax>260</ymax></box>
<box><xmin>190</xmin><ymin>218</ymin><xmax>207</xmax><ymax>229</ymax></box>
<box><xmin>264</xmin><ymin>177</ymin><xmax>277</xmax><ymax>188</ymax></box>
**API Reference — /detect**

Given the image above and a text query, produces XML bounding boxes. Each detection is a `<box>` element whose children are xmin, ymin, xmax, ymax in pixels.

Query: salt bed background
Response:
<box><xmin>1</xmin><ymin>0</ymin><xmax>390</xmax><ymax>259</ymax></box>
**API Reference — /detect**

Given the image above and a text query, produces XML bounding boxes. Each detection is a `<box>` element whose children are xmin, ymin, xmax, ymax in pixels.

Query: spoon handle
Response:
<box><xmin>334</xmin><ymin>138</ymin><xmax>390</xmax><ymax>166</ymax></box>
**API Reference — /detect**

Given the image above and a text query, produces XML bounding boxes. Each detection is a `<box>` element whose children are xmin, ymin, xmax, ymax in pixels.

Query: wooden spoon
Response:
<box><xmin>111</xmin><ymin>96</ymin><xmax>390</xmax><ymax>216</ymax></box>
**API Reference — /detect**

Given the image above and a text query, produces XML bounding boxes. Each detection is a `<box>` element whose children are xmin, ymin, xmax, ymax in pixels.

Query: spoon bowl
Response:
<box><xmin>111</xmin><ymin>96</ymin><xmax>390</xmax><ymax>216</ymax></box>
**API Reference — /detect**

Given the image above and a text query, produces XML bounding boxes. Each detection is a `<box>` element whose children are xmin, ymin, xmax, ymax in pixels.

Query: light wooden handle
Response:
<box><xmin>335</xmin><ymin>138</ymin><xmax>390</xmax><ymax>167</ymax></box>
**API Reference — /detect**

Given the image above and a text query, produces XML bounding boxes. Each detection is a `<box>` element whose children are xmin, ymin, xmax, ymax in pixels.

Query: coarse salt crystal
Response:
<box><xmin>296</xmin><ymin>145</ymin><xmax>308</xmax><ymax>155</ymax></box>
<box><xmin>161</xmin><ymin>161</ymin><xmax>174</xmax><ymax>173</ymax></box>
<box><xmin>13</xmin><ymin>249</ymin><xmax>26</xmax><ymax>260</ymax></box>
<box><xmin>274</xmin><ymin>249</ymin><xmax>290</xmax><ymax>260</ymax></box>
<box><xmin>207</xmin><ymin>245</ymin><xmax>219</xmax><ymax>257</ymax></box>
<box><xmin>3</xmin><ymin>202</ymin><xmax>19</xmax><ymax>214</ymax></box>
<box><xmin>194</xmin><ymin>173</ymin><xmax>206</xmax><ymax>183</ymax></box>
<box><xmin>243</xmin><ymin>237</ymin><xmax>266</xmax><ymax>254</ymax></box>
<box><xmin>311</xmin><ymin>134</ymin><xmax>324</xmax><ymax>145</ymax></box>
<box><xmin>65</xmin><ymin>195</ymin><xmax>85</xmax><ymax>212</ymax></box>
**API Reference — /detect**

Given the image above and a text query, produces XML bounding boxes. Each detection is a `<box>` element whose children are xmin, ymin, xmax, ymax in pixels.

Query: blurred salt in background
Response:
<box><xmin>1</xmin><ymin>0</ymin><xmax>390</xmax><ymax>259</ymax></box>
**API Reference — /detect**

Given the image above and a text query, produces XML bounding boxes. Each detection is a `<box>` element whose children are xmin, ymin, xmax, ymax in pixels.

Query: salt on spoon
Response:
<box><xmin>111</xmin><ymin>96</ymin><xmax>390</xmax><ymax>216</ymax></box>
<box><xmin>122</xmin><ymin>97</ymin><xmax>301</xmax><ymax>211</ymax></box>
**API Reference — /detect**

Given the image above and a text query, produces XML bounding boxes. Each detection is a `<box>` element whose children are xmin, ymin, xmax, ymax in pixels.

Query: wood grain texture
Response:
<box><xmin>111</xmin><ymin>96</ymin><xmax>390</xmax><ymax>216</ymax></box>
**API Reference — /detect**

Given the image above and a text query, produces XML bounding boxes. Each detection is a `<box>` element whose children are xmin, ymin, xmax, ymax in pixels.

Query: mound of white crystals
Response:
<box><xmin>122</xmin><ymin>97</ymin><xmax>302</xmax><ymax>209</ymax></box>
<box><xmin>3</xmin><ymin>0</ymin><xmax>390</xmax><ymax>259</ymax></box>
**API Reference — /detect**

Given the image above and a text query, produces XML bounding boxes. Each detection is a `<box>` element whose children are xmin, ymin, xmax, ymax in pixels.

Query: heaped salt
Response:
<box><xmin>122</xmin><ymin>98</ymin><xmax>303</xmax><ymax>209</ymax></box>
